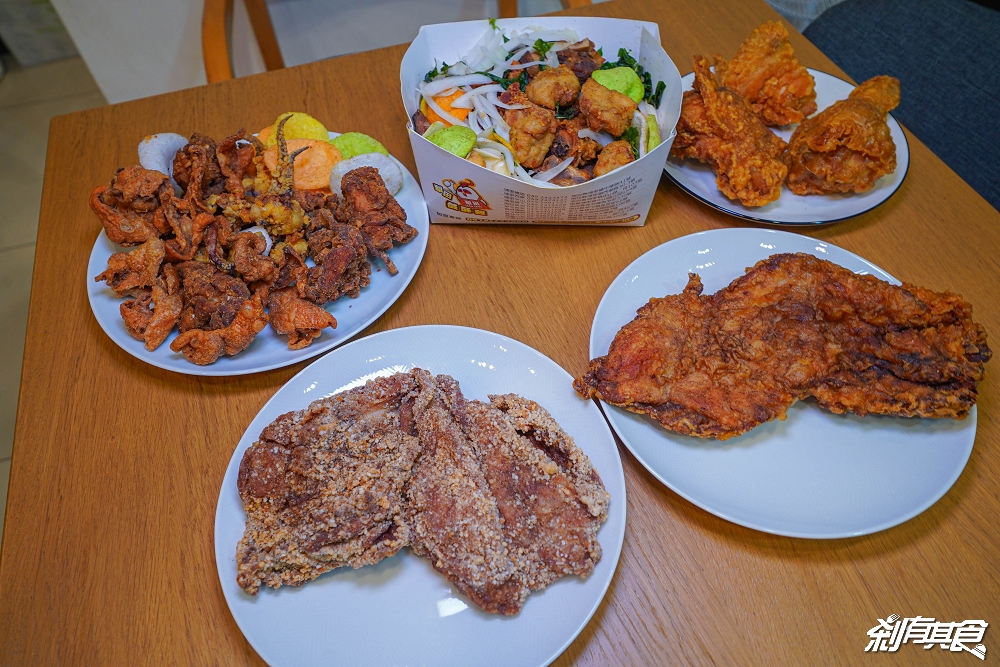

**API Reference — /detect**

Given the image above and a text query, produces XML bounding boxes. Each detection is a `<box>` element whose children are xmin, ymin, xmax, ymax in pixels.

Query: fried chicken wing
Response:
<box><xmin>499</xmin><ymin>83</ymin><xmax>558</xmax><ymax>170</ymax></box>
<box><xmin>715</xmin><ymin>21</ymin><xmax>817</xmax><ymax>127</ymax></box>
<box><xmin>267</xmin><ymin>287</ymin><xmax>336</xmax><ymax>349</ymax></box>
<box><xmin>237</xmin><ymin>373</ymin><xmax>421</xmax><ymax>595</ymax></box>
<box><xmin>525</xmin><ymin>65</ymin><xmax>581</xmax><ymax>110</ymax></box>
<box><xmin>593</xmin><ymin>140</ymin><xmax>635</xmax><ymax>177</ymax></box>
<box><xmin>334</xmin><ymin>167</ymin><xmax>417</xmax><ymax>275</ymax></box>
<box><xmin>671</xmin><ymin>56</ymin><xmax>787</xmax><ymax>207</ymax></box>
<box><xmin>575</xmin><ymin>254</ymin><xmax>991</xmax><ymax>439</ymax></box>
<box><xmin>784</xmin><ymin>76</ymin><xmax>900</xmax><ymax>195</ymax></box>
<box><xmin>579</xmin><ymin>77</ymin><xmax>637</xmax><ymax>138</ymax></box>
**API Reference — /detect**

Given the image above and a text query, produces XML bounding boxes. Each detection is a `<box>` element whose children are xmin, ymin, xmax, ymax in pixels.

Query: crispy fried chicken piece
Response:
<box><xmin>525</xmin><ymin>65</ymin><xmax>581</xmax><ymax>110</ymax></box>
<box><xmin>499</xmin><ymin>83</ymin><xmax>558</xmax><ymax>170</ymax></box>
<box><xmin>334</xmin><ymin>167</ymin><xmax>417</xmax><ymax>275</ymax></box>
<box><xmin>267</xmin><ymin>288</ymin><xmax>337</xmax><ymax>349</ymax></box>
<box><xmin>142</xmin><ymin>264</ymin><xmax>182</xmax><ymax>350</ymax></box>
<box><xmin>215</xmin><ymin>130</ymin><xmax>255</xmax><ymax>198</ymax></box>
<box><xmin>593</xmin><ymin>140</ymin><xmax>635</xmax><ymax>177</ymax></box>
<box><xmin>95</xmin><ymin>237</ymin><xmax>165</xmax><ymax>296</ymax></box>
<box><xmin>784</xmin><ymin>76</ymin><xmax>900</xmax><ymax>195</ymax></box>
<box><xmin>89</xmin><ymin>166</ymin><xmax>168</xmax><ymax>246</ymax></box>
<box><xmin>231</xmin><ymin>231</ymin><xmax>278</xmax><ymax>284</ymax></box>
<box><xmin>551</xmin><ymin>116</ymin><xmax>600</xmax><ymax>167</ymax></box>
<box><xmin>236</xmin><ymin>373</ymin><xmax>421</xmax><ymax>594</ymax></box>
<box><xmin>403</xmin><ymin>370</ymin><xmax>527</xmax><ymax>615</ymax></box>
<box><xmin>671</xmin><ymin>57</ymin><xmax>787</xmax><ymax>207</ymax></box>
<box><xmin>579</xmin><ymin>77</ymin><xmax>638</xmax><ymax>138</ymax></box>
<box><xmin>120</xmin><ymin>291</ymin><xmax>153</xmax><ymax>341</ymax></box>
<box><xmin>444</xmin><ymin>382</ymin><xmax>607</xmax><ymax>591</ymax></box>
<box><xmin>175</xmin><ymin>261</ymin><xmax>251</xmax><ymax>332</ymax></box>
<box><xmin>172</xmin><ymin>133</ymin><xmax>226</xmax><ymax>201</ymax></box>
<box><xmin>715</xmin><ymin>21</ymin><xmax>817</xmax><ymax>127</ymax></box>
<box><xmin>557</xmin><ymin>39</ymin><xmax>606</xmax><ymax>84</ymax></box>
<box><xmin>158</xmin><ymin>190</ymin><xmax>216</xmax><ymax>262</ymax></box>
<box><xmin>170</xmin><ymin>291</ymin><xmax>268</xmax><ymax>364</ymax></box>
<box><xmin>298</xmin><ymin>214</ymin><xmax>371</xmax><ymax>303</ymax></box>
<box><xmin>292</xmin><ymin>189</ymin><xmax>337</xmax><ymax>213</ymax></box>
<box><xmin>575</xmin><ymin>253</ymin><xmax>992</xmax><ymax>439</ymax></box>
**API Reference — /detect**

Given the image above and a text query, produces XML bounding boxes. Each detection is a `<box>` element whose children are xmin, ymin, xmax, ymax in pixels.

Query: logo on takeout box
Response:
<box><xmin>865</xmin><ymin>614</ymin><xmax>988</xmax><ymax>659</ymax></box>
<box><xmin>433</xmin><ymin>179</ymin><xmax>491</xmax><ymax>216</ymax></box>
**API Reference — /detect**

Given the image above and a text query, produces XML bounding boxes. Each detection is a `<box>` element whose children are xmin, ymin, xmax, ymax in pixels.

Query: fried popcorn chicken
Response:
<box><xmin>671</xmin><ymin>56</ymin><xmax>787</xmax><ymax>207</ymax></box>
<box><xmin>557</xmin><ymin>39</ymin><xmax>606</xmax><ymax>84</ymax></box>
<box><xmin>89</xmin><ymin>166</ymin><xmax>168</xmax><ymax>246</ymax></box>
<box><xmin>267</xmin><ymin>288</ymin><xmax>337</xmax><ymax>349</ymax></box>
<box><xmin>575</xmin><ymin>253</ymin><xmax>991</xmax><ymax>439</ymax></box>
<box><xmin>579</xmin><ymin>78</ymin><xmax>638</xmax><ymax>138</ymax></box>
<box><xmin>525</xmin><ymin>65</ymin><xmax>581</xmax><ymax>110</ymax></box>
<box><xmin>94</xmin><ymin>237</ymin><xmax>165</xmax><ymax>296</ymax></box>
<box><xmin>334</xmin><ymin>167</ymin><xmax>417</xmax><ymax>275</ymax></box>
<box><xmin>593</xmin><ymin>140</ymin><xmax>635</xmax><ymax>177</ymax></box>
<box><xmin>715</xmin><ymin>21</ymin><xmax>817</xmax><ymax>127</ymax></box>
<box><xmin>784</xmin><ymin>76</ymin><xmax>900</xmax><ymax>195</ymax></box>
<box><xmin>498</xmin><ymin>83</ymin><xmax>558</xmax><ymax>170</ymax></box>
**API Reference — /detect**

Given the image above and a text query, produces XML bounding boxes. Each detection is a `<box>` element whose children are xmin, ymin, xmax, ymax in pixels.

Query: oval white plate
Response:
<box><xmin>589</xmin><ymin>228</ymin><xmax>975</xmax><ymax>538</ymax></box>
<box><xmin>215</xmin><ymin>325</ymin><xmax>626</xmax><ymax>667</ymax></box>
<box><xmin>86</xmin><ymin>137</ymin><xmax>429</xmax><ymax>376</ymax></box>
<box><xmin>664</xmin><ymin>69</ymin><xmax>910</xmax><ymax>225</ymax></box>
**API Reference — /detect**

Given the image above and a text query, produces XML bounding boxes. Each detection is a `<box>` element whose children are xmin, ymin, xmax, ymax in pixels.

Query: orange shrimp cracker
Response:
<box><xmin>421</xmin><ymin>90</ymin><xmax>472</xmax><ymax>125</ymax></box>
<box><xmin>263</xmin><ymin>139</ymin><xmax>342</xmax><ymax>190</ymax></box>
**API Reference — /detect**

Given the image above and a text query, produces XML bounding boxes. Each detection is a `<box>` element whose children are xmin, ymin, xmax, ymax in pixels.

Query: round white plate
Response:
<box><xmin>590</xmin><ymin>228</ymin><xmax>975</xmax><ymax>538</ymax></box>
<box><xmin>215</xmin><ymin>325</ymin><xmax>626</xmax><ymax>667</ymax></box>
<box><xmin>664</xmin><ymin>69</ymin><xmax>910</xmax><ymax>225</ymax></box>
<box><xmin>87</xmin><ymin>143</ymin><xmax>429</xmax><ymax>376</ymax></box>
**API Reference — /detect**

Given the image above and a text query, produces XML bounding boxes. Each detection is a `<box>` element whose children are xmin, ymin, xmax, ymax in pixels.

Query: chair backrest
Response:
<box><xmin>202</xmin><ymin>0</ymin><xmax>284</xmax><ymax>83</ymax></box>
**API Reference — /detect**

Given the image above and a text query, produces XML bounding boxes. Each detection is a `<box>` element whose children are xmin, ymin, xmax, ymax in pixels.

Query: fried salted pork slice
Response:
<box><xmin>784</xmin><ymin>76</ymin><xmax>900</xmax><ymax>195</ymax></box>
<box><xmin>575</xmin><ymin>253</ymin><xmax>991</xmax><ymax>439</ymax></box>
<box><xmin>237</xmin><ymin>373</ymin><xmax>421</xmax><ymax>595</ymax></box>
<box><xmin>671</xmin><ymin>56</ymin><xmax>787</xmax><ymax>207</ymax></box>
<box><xmin>334</xmin><ymin>167</ymin><xmax>417</xmax><ymax>275</ymax></box>
<box><xmin>440</xmin><ymin>380</ymin><xmax>608</xmax><ymax>591</ymax></box>
<box><xmin>402</xmin><ymin>370</ymin><xmax>528</xmax><ymax>615</ymax></box>
<box><xmin>715</xmin><ymin>21</ymin><xmax>817</xmax><ymax>127</ymax></box>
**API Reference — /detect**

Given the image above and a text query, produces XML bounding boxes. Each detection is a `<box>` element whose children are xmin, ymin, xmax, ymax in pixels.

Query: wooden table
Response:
<box><xmin>2</xmin><ymin>0</ymin><xmax>998</xmax><ymax>664</ymax></box>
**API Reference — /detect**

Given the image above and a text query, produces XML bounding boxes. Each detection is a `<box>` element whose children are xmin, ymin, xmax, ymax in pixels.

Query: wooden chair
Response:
<box><xmin>203</xmin><ymin>0</ymin><xmax>592</xmax><ymax>83</ymax></box>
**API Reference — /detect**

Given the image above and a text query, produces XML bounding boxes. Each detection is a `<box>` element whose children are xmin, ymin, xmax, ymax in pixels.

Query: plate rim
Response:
<box><xmin>663</xmin><ymin>68</ymin><xmax>911</xmax><ymax>226</ymax></box>
<box><xmin>86</xmin><ymin>151</ymin><xmax>430</xmax><ymax>377</ymax></box>
<box><xmin>588</xmin><ymin>228</ymin><xmax>975</xmax><ymax>539</ymax></box>
<box><xmin>215</xmin><ymin>323</ymin><xmax>627</xmax><ymax>667</ymax></box>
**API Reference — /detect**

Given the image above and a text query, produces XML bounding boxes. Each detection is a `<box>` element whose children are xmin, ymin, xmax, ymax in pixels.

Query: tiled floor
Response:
<box><xmin>0</xmin><ymin>54</ymin><xmax>107</xmax><ymax>555</ymax></box>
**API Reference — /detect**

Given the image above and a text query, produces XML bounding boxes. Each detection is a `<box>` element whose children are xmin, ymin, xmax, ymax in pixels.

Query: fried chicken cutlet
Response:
<box><xmin>671</xmin><ymin>56</ymin><xmax>787</xmax><ymax>207</ymax></box>
<box><xmin>715</xmin><ymin>21</ymin><xmax>817</xmax><ymax>127</ymax></box>
<box><xmin>236</xmin><ymin>370</ymin><xmax>610</xmax><ymax>615</ymax></box>
<box><xmin>784</xmin><ymin>76</ymin><xmax>900</xmax><ymax>195</ymax></box>
<box><xmin>575</xmin><ymin>254</ymin><xmax>991</xmax><ymax>440</ymax></box>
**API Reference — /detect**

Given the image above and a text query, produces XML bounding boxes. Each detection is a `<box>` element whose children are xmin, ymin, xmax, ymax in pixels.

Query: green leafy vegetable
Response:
<box><xmin>533</xmin><ymin>38</ymin><xmax>553</xmax><ymax>59</ymax></box>
<box><xmin>620</xmin><ymin>126</ymin><xmax>640</xmax><ymax>160</ymax></box>
<box><xmin>598</xmin><ymin>48</ymin><xmax>667</xmax><ymax>108</ymax></box>
<box><xmin>489</xmin><ymin>17</ymin><xmax>499</xmax><ymax>30</ymax></box>
<box><xmin>475</xmin><ymin>69</ymin><xmax>528</xmax><ymax>90</ymax></box>
<box><xmin>424</xmin><ymin>61</ymin><xmax>450</xmax><ymax>83</ymax></box>
<box><xmin>554</xmin><ymin>104</ymin><xmax>576</xmax><ymax>120</ymax></box>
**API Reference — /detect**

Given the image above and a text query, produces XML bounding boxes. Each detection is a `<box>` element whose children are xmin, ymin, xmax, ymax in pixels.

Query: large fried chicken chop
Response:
<box><xmin>671</xmin><ymin>56</ymin><xmax>787</xmax><ymax>207</ymax></box>
<box><xmin>575</xmin><ymin>254</ymin><xmax>991</xmax><ymax>440</ymax></box>
<box><xmin>715</xmin><ymin>21</ymin><xmax>817</xmax><ymax>127</ymax></box>
<box><xmin>784</xmin><ymin>76</ymin><xmax>900</xmax><ymax>195</ymax></box>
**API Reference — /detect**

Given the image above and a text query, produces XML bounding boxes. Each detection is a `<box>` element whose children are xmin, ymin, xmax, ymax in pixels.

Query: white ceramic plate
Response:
<box><xmin>86</xmin><ymin>140</ymin><xmax>429</xmax><ymax>376</ymax></box>
<box><xmin>664</xmin><ymin>69</ymin><xmax>910</xmax><ymax>225</ymax></box>
<box><xmin>215</xmin><ymin>325</ymin><xmax>626</xmax><ymax>667</ymax></box>
<box><xmin>590</xmin><ymin>228</ymin><xmax>975</xmax><ymax>538</ymax></box>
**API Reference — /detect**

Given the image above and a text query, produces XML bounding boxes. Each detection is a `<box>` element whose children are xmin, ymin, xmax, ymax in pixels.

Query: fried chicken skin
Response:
<box><xmin>671</xmin><ymin>56</ymin><xmax>787</xmax><ymax>207</ymax></box>
<box><xmin>579</xmin><ymin>78</ymin><xmax>637</xmax><ymax>138</ymax></box>
<box><xmin>334</xmin><ymin>167</ymin><xmax>417</xmax><ymax>275</ymax></box>
<box><xmin>715</xmin><ymin>21</ymin><xmax>817</xmax><ymax>127</ymax></box>
<box><xmin>175</xmin><ymin>261</ymin><xmax>251</xmax><ymax>332</ymax></box>
<box><xmin>499</xmin><ymin>83</ymin><xmax>558</xmax><ymax>170</ymax></box>
<box><xmin>593</xmin><ymin>140</ymin><xmax>635</xmax><ymax>177</ymax></box>
<box><xmin>267</xmin><ymin>287</ymin><xmax>336</xmax><ymax>349</ymax></box>
<box><xmin>784</xmin><ymin>76</ymin><xmax>900</xmax><ymax>195</ymax></box>
<box><xmin>89</xmin><ymin>166</ymin><xmax>168</xmax><ymax>246</ymax></box>
<box><xmin>575</xmin><ymin>254</ymin><xmax>991</xmax><ymax>439</ymax></box>
<box><xmin>94</xmin><ymin>237</ymin><xmax>165</xmax><ymax>296</ymax></box>
<box><xmin>525</xmin><ymin>65</ymin><xmax>581</xmax><ymax>110</ymax></box>
<box><xmin>170</xmin><ymin>291</ymin><xmax>268</xmax><ymax>364</ymax></box>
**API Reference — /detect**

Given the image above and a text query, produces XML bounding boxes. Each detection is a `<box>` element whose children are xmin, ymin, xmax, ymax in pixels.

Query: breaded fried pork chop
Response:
<box><xmin>236</xmin><ymin>373</ymin><xmax>421</xmax><ymax>595</ymax></box>
<box><xmin>576</xmin><ymin>254</ymin><xmax>991</xmax><ymax>439</ymax></box>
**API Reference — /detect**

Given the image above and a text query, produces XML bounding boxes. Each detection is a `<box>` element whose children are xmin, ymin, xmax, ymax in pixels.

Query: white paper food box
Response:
<box><xmin>400</xmin><ymin>17</ymin><xmax>682</xmax><ymax>226</ymax></box>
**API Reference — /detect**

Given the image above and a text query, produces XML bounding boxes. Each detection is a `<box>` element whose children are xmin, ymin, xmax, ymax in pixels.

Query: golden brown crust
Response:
<box><xmin>575</xmin><ymin>254</ymin><xmax>991</xmax><ymax>439</ymax></box>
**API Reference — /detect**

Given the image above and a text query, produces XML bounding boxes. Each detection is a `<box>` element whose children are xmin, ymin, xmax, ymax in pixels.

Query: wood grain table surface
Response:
<box><xmin>2</xmin><ymin>0</ymin><xmax>998</xmax><ymax>664</ymax></box>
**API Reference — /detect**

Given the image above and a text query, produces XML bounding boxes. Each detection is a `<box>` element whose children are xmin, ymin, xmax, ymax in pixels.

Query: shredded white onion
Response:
<box><xmin>419</xmin><ymin>85</ymin><xmax>467</xmax><ymax>126</ymax></box>
<box><xmin>477</xmin><ymin>139</ymin><xmax>517</xmax><ymax>176</ymax></box>
<box><xmin>633</xmin><ymin>110</ymin><xmax>649</xmax><ymax>159</ymax></box>
<box><xmin>487</xmin><ymin>91</ymin><xmax>528</xmax><ymax>110</ymax></box>
<box><xmin>423</xmin><ymin>74</ymin><xmax>492</xmax><ymax>96</ymax></box>
<box><xmin>533</xmin><ymin>156</ymin><xmax>574</xmax><ymax>182</ymax></box>
<box><xmin>513</xmin><ymin>164</ymin><xmax>561</xmax><ymax>188</ymax></box>
<box><xmin>244</xmin><ymin>225</ymin><xmax>273</xmax><ymax>255</ymax></box>
<box><xmin>578</xmin><ymin>128</ymin><xmax>614</xmax><ymax>147</ymax></box>
<box><xmin>450</xmin><ymin>84</ymin><xmax>504</xmax><ymax>109</ymax></box>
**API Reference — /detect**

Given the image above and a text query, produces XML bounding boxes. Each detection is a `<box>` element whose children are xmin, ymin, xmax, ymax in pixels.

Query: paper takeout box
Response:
<box><xmin>400</xmin><ymin>17</ymin><xmax>682</xmax><ymax>226</ymax></box>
